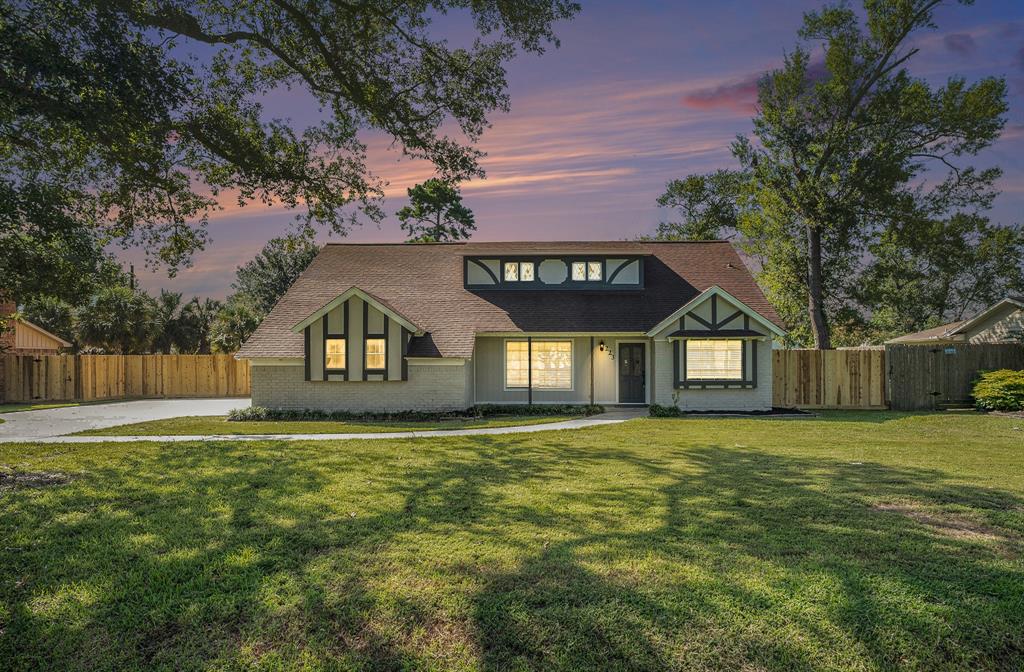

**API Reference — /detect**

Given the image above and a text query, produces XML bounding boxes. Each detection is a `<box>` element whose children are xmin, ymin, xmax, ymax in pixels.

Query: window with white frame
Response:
<box><xmin>571</xmin><ymin>261</ymin><xmax>586</xmax><ymax>281</ymax></box>
<box><xmin>685</xmin><ymin>339</ymin><xmax>743</xmax><ymax>380</ymax></box>
<box><xmin>587</xmin><ymin>261</ymin><xmax>602</xmax><ymax>281</ymax></box>
<box><xmin>504</xmin><ymin>262</ymin><xmax>519</xmax><ymax>281</ymax></box>
<box><xmin>505</xmin><ymin>340</ymin><xmax>573</xmax><ymax>389</ymax></box>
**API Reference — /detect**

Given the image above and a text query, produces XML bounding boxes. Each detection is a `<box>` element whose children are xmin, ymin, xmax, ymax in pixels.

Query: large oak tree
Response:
<box><xmin>657</xmin><ymin>0</ymin><xmax>1008</xmax><ymax>348</ymax></box>
<box><xmin>0</xmin><ymin>0</ymin><xmax>578</xmax><ymax>294</ymax></box>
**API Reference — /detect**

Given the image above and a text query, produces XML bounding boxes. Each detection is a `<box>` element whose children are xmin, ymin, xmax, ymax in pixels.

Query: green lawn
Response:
<box><xmin>2</xmin><ymin>412</ymin><xmax>1023</xmax><ymax>671</ymax></box>
<box><xmin>72</xmin><ymin>414</ymin><xmax>575</xmax><ymax>436</ymax></box>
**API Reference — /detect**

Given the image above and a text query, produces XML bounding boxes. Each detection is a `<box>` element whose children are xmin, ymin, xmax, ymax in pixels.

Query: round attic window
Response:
<box><xmin>538</xmin><ymin>259</ymin><xmax>568</xmax><ymax>285</ymax></box>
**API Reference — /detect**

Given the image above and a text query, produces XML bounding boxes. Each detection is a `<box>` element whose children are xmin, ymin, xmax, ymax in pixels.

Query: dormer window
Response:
<box><xmin>571</xmin><ymin>262</ymin><xmax>586</xmax><ymax>281</ymax></box>
<box><xmin>587</xmin><ymin>261</ymin><xmax>602</xmax><ymax>281</ymax></box>
<box><xmin>504</xmin><ymin>261</ymin><xmax>534</xmax><ymax>282</ymax></box>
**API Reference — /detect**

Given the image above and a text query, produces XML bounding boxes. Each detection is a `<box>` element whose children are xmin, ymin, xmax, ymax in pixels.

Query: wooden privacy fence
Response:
<box><xmin>0</xmin><ymin>354</ymin><xmax>250</xmax><ymax>403</ymax></box>
<box><xmin>886</xmin><ymin>343</ymin><xmax>1024</xmax><ymax>410</ymax></box>
<box><xmin>773</xmin><ymin>348</ymin><xmax>887</xmax><ymax>409</ymax></box>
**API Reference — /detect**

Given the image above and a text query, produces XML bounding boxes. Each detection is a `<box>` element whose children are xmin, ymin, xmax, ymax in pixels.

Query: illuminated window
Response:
<box><xmin>587</xmin><ymin>261</ymin><xmax>602</xmax><ymax>281</ymax></box>
<box><xmin>505</xmin><ymin>340</ymin><xmax>529</xmax><ymax>387</ymax></box>
<box><xmin>325</xmin><ymin>338</ymin><xmax>346</xmax><ymax>370</ymax></box>
<box><xmin>571</xmin><ymin>262</ymin><xmax>586</xmax><ymax>281</ymax></box>
<box><xmin>365</xmin><ymin>338</ymin><xmax>386</xmax><ymax>370</ymax></box>
<box><xmin>520</xmin><ymin>262</ymin><xmax>534</xmax><ymax>281</ymax></box>
<box><xmin>505</xmin><ymin>340</ymin><xmax>573</xmax><ymax>390</ymax></box>
<box><xmin>504</xmin><ymin>262</ymin><xmax>519</xmax><ymax>281</ymax></box>
<box><xmin>685</xmin><ymin>339</ymin><xmax>743</xmax><ymax>380</ymax></box>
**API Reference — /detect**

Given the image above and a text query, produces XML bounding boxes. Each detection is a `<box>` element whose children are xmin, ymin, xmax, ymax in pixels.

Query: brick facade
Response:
<box><xmin>251</xmin><ymin>361</ymin><xmax>473</xmax><ymax>412</ymax></box>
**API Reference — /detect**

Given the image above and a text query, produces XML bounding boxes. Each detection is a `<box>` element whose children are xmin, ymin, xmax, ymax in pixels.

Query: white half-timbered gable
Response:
<box><xmin>292</xmin><ymin>287</ymin><xmax>421</xmax><ymax>383</ymax></box>
<box><xmin>647</xmin><ymin>286</ymin><xmax>785</xmax><ymax>392</ymax></box>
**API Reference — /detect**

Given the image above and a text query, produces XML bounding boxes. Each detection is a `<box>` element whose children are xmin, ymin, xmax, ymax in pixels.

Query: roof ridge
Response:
<box><xmin>322</xmin><ymin>240</ymin><xmax>733</xmax><ymax>246</ymax></box>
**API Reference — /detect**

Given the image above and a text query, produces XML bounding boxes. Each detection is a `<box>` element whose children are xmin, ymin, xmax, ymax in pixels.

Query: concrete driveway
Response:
<box><xmin>0</xmin><ymin>398</ymin><xmax>250</xmax><ymax>441</ymax></box>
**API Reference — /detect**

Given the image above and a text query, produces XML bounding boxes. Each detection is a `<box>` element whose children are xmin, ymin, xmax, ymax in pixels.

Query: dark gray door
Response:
<box><xmin>618</xmin><ymin>343</ymin><xmax>645</xmax><ymax>403</ymax></box>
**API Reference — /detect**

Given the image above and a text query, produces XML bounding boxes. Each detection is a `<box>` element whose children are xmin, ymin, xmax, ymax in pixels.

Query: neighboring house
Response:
<box><xmin>0</xmin><ymin>300</ymin><xmax>71</xmax><ymax>355</ymax></box>
<box><xmin>236</xmin><ymin>242</ymin><xmax>787</xmax><ymax>412</ymax></box>
<box><xmin>886</xmin><ymin>296</ymin><xmax>1024</xmax><ymax>345</ymax></box>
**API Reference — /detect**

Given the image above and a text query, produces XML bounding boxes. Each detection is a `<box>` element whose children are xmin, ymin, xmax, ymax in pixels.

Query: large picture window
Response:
<box><xmin>365</xmin><ymin>338</ymin><xmax>386</xmax><ymax>370</ymax></box>
<box><xmin>685</xmin><ymin>339</ymin><xmax>743</xmax><ymax>380</ymax></box>
<box><xmin>325</xmin><ymin>338</ymin><xmax>346</xmax><ymax>370</ymax></box>
<box><xmin>505</xmin><ymin>340</ymin><xmax>573</xmax><ymax>390</ymax></box>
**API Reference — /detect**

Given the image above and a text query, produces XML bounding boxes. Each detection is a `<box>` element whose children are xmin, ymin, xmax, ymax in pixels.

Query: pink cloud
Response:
<box><xmin>681</xmin><ymin>72</ymin><xmax>762</xmax><ymax>113</ymax></box>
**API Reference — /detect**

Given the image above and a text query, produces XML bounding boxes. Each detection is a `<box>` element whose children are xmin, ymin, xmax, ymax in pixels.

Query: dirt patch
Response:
<box><xmin>0</xmin><ymin>470</ymin><xmax>73</xmax><ymax>491</ymax></box>
<box><xmin>874</xmin><ymin>502</ymin><xmax>1017</xmax><ymax>547</ymax></box>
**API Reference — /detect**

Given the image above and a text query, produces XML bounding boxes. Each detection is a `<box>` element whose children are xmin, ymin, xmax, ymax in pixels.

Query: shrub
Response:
<box><xmin>649</xmin><ymin>404</ymin><xmax>683</xmax><ymax>418</ymax></box>
<box><xmin>227</xmin><ymin>404</ymin><xmax>603</xmax><ymax>423</ymax></box>
<box><xmin>973</xmin><ymin>369</ymin><xmax>1024</xmax><ymax>412</ymax></box>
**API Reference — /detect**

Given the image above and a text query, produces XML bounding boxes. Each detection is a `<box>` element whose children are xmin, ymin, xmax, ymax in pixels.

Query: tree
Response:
<box><xmin>0</xmin><ymin>0</ymin><xmax>578</xmax><ymax>297</ymax></box>
<box><xmin>151</xmin><ymin>290</ymin><xmax>185</xmax><ymax>354</ymax></box>
<box><xmin>653</xmin><ymin>171</ymin><xmax>744</xmax><ymax>242</ymax></box>
<box><xmin>233</xmin><ymin>235</ymin><xmax>319</xmax><ymax>315</ymax></box>
<box><xmin>75</xmin><ymin>286</ymin><xmax>157</xmax><ymax>353</ymax></box>
<box><xmin>210</xmin><ymin>297</ymin><xmax>262</xmax><ymax>353</ymax></box>
<box><xmin>397</xmin><ymin>179</ymin><xmax>477</xmax><ymax>242</ymax></box>
<box><xmin>177</xmin><ymin>298</ymin><xmax>222</xmax><ymax>354</ymax></box>
<box><xmin>855</xmin><ymin>215</ymin><xmax>1024</xmax><ymax>341</ymax></box>
<box><xmin>22</xmin><ymin>295</ymin><xmax>75</xmax><ymax>343</ymax></box>
<box><xmin>658</xmin><ymin>0</ymin><xmax>1007</xmax><ymax>348</ymax></box>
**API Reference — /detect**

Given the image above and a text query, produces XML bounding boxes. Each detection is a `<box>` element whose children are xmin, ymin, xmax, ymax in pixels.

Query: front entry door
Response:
<box><xmin>618</xmin><ymin>343</ymin><xmax>645</xmax><ymax>403</ymax></box>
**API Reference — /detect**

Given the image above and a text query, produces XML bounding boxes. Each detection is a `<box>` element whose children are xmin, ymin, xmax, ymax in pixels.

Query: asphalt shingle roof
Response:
<box><xmin>237</xmin><ymin>241</ymin><xmax>784</xmax><ymax>359</ymax></box>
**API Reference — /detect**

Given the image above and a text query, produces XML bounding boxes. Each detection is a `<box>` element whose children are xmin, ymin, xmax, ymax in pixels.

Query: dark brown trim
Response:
<box><xmin>589</xmin><ymin>336</ymin><xmax>595</xmax><ymax>405</ymax></box>
<box><xmin>362</xmin><ymin>302</ymin><xmax>388</xmax><ymax>380</ymax></box>
<box><xmin>750</xmin><ymin>339</ymin><xmax>757</xmax><ymax>388</ymax></box>
<box><xmin>717</xmin><ymin>310</ymin><xmax>744</xmax><ymax>329</ymax></box>
<box><xmin>673</xmin><ymin>339</ymin><xmax>681</xmax><ymax>388</ymax></box>
<box><xmin>464</xmin><ymin>255</ymin><xmax>644</xmax><ymax>290</ymax></box>
<box><xmin>711</xmin><ymin>294</ymin><xmax>717</xmax><ymax>328</ymax></box>
<box><xmin>526</xmin><ymin>336</ymin><xmax>534</xmax><ymax>404</ymax></box>
<box><xmin>467</xmin><ymin>258</ymin><xmax>499</xmax><ymax>285</ymax></box>
<box><xmin>303</xmin><ymin>326</ymin><xmax>311</xmax><ymax>381</ymax></box>
<box><xmin>401</xmin><ymin>327</ymin><xmax>410</xmax><ymax>381</ymax></box>
<box><xmin>687</xmin><ymin>312</ymin><xmax>713</xmax><ymax>329</ymax></box>
<box><xmin>323</xmin><ymin>302</ymin><xmax>348</xmax><ymax>380</ymax></box>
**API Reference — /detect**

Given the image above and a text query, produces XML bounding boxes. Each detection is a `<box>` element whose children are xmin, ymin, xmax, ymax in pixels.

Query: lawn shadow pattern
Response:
<box><xmin>0</xmin><ymin>422</ymin><xmax>1022</xmax><ymax>671</ymax></box>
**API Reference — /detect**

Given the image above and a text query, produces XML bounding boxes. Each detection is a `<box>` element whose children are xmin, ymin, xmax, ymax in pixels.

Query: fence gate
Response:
<box><xmin>885</xmin><ymin>343</ymin><xmax>1024</xmax><ymax>410</ymax></box>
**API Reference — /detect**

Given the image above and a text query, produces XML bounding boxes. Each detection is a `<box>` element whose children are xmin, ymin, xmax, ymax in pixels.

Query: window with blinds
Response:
<box><xmin>325</xmin><ymin>338</ymin><xmax>346</xmax><ymax>370</ymax></box>
<box><xmin>505</xmin><ymin>340</ymin><xmax>573</xmax><ymax>389</ymax></box>
<box><xmin>365</xmin><ymin>338</ymin><xmax>386</xmax><ymax>370</ymax></box>
<box><xmin>685</xmin><ymin>339</ymin><xmax>743</xmax><ymax>380</ymax></box>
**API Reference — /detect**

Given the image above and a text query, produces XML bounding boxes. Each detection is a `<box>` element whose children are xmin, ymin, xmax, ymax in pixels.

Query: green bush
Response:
<box><xmin>227</xmin><ymin>404</ymin><xmax>603</xmax><ymax>423</ymax></box>
<box><xmin>649</xmin><ymin>404</ymin><xmax>683</xmax><ymax>418</ymax></box>
<box><xmin>973</xmin><ymin>369</ymin><xmax>1024</xmax><ymax>412</ymax></box>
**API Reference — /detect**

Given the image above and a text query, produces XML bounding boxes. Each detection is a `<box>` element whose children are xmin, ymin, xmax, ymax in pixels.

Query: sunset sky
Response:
<box><xmin>127</xmin><ymin>0</ymin><xmax>1024</xmax><ymax>299</ymax></box>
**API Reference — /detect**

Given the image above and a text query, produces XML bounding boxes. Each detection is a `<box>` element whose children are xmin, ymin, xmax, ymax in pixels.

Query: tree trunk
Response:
<box><xmin>806</xmin><ymin>225</ymin><xmax>832</xmax><ymax>349</ymax></box>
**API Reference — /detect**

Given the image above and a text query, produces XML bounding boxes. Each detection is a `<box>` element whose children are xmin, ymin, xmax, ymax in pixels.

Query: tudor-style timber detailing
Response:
<box><xmin>668</xmin><ymin>293</ymin><xmax>766</xmax><ymax>390</ymax></box>
<box><xmin>323</xmin><ymin>300</ymin><xmax>348</xmax><ymax>381</ymax></box>
<box><xmin>464</xmin><ymin>255</ymin><xmax>644</xmax><ymax>290</ymax></box>
<box><xmin>362</xmin><ymin>303</ymin><xmax>389</xmax><ymax>381</ymax></box>
<box><xmin>241</xmin><ymin>242</ymin><xmax>786</xmax><ymax>413</ymax></box>
<box><xmin>303</xmin><ymin>326</ymin><xmax>311</xmax><ymax>381</ymax></box>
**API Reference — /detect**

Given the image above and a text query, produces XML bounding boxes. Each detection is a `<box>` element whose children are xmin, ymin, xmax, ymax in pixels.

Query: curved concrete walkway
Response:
<box><xmin>0</xmin><ymin>401</ymin><xmax>644</xmax><ymax>443</ymax></box>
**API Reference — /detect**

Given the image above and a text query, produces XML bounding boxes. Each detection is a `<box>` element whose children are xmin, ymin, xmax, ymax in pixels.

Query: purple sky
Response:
<box><xmin>127</xmin><ymin>0</ymin><xmax>1024</xmax><ymax>299</ymax></box>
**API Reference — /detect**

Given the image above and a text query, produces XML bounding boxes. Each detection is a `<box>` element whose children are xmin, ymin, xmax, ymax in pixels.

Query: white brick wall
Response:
<box><xmin>251</xmin><ymin>362</ymin><xmax>472</xmax><ymax>412</ymax></box>
<box><xmin>652</xmin><ymin>339</ymin><xmax>773</xmax><ymax>411</ymax></box>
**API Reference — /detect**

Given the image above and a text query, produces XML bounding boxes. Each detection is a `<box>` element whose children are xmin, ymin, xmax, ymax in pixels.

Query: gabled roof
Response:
<box><xmin>886</xmin><ymin>295</ymin><xmax>1024</xmax><ymax>344</ymax></box>
<box><xmin>17</xmin><ymin>318</ymin><xmax>72</xmax><ymax>348</ymax></box>
<box><xmin>291</xmin><ymin>286</ymin><xmax>423</xmax><ymax>334</ymax></box>
<box><xmin>644</xmin><ymin>285</ymin><xmax>787</xmax><ymax>338</ymax></box>
<box><xmin>237</xmin><ymin>241</ymin><xmax>784</xmax><ymax>359</ymax></box>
